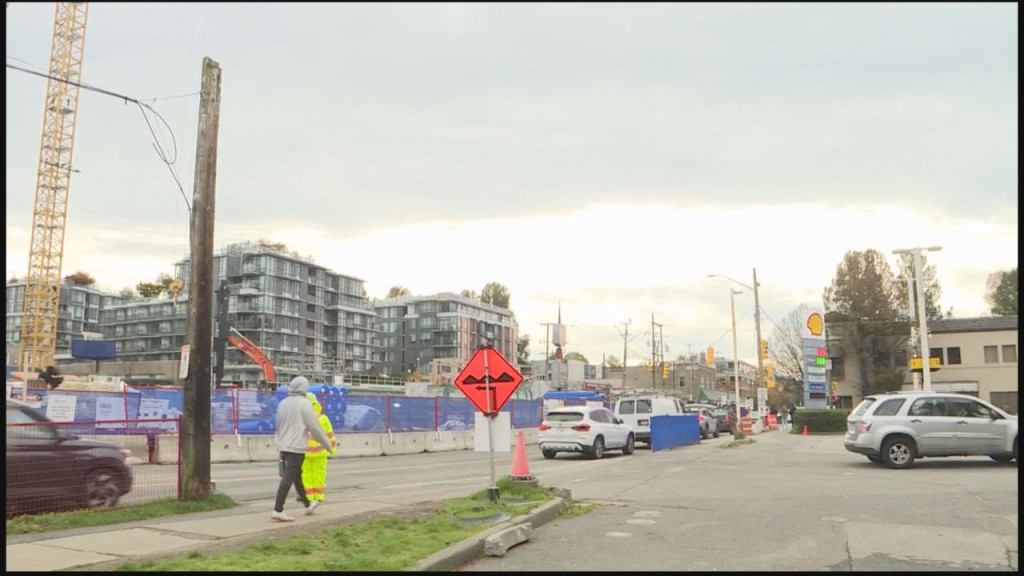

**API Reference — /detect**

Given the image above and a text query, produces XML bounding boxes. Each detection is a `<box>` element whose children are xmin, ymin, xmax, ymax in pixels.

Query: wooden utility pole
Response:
<box><xmin>181</xmin><ymin>57</ymin><xmax>221</xmax><ymax>500</ymax></box>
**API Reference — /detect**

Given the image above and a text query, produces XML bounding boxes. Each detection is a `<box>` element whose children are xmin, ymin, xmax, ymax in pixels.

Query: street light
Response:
<box><xmin>708</xmin><ymin>270</ymin><xmax>764</xmax><ymax>404</ymax></box>
<box><xmin>892</xmin><ymin>246</ymin><xmax>942</xmax><ymax>392</ymax></box>
<box><xmin>729</xmin><ymin>288</ymin><xmax>745</xmax><ymax>440</ymax></box>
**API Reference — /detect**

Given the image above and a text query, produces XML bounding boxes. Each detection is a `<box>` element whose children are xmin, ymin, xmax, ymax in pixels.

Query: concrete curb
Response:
<box><xmin>411</xmin><ymin>497</ymin><xmax>566</xmax><ymax>572</ymax></box>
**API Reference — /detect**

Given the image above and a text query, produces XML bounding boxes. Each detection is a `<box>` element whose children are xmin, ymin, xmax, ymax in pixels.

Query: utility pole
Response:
<box><xmin>687</xmin><ymin>343</ymin><xmax>695</xmax><ymax>402</ymax></box>
<box><xmin>650</xmin><ymin>314</ymin><xmax>662</xmax><ymax>390</ymax></box>
<box><xmin>753</xmin><ymin>268</ymin><xmax>764</xmax><ymax>400</ymax></box>
<box><xmin>540</xmin><ymin>322</ymin><xmax>554</xmax><ymax>385</ymax></box>
<box><xmin>181</xmin><ymin>57</ymin><xmax>221</xmax><ymax>501</ymax></box>
<box><xmin>619</xmin><ymin>319</ymin><xmax>631</xmax><ymax>390</ymax></box>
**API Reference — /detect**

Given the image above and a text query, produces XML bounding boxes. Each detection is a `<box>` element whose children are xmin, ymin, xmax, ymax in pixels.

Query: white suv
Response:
<box><xmin>845</xmin><ymin>392</ymin><xmax>1018</xmax><ymax>469</ymax></box>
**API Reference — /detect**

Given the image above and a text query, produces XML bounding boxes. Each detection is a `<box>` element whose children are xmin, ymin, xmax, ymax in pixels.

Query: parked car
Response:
<box><xmin>538</xmin><ymin>405</ymin><xmax>635</xmax><ymax>459</ymax></box>
<box><xmin>683</xmin><ymin>405</ymin><xmax>720</xmax><ymax>439</ymax></box>
<box><xmin>6</xmin><ymin>399</ymin><xmax>134</xmax><ymax>517</ymax></box>
<box><xmin>712</xmin><ymin>407</ymin><xmax>733</xmax><ymax>434</ymax></box>
<box><xmin>844</xmin><ymin>392</ymin><xmax>1018</xmax><ymax>469</ymax></box>
<box><xmin>613</xmin><ymin>394</ymin><xmax>685</xmax><ymax>446</ymax></box>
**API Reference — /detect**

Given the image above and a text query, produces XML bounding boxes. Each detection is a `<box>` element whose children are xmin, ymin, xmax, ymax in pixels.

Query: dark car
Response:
<box><xmin>6</xmin><ymin>399</ymin><xmax>133</xmax><ymax>517</ymax></box>
<box><xmin>712</xmin><ymin>408</ymin><xmax>733</xmax><ymax>434</ymax></box>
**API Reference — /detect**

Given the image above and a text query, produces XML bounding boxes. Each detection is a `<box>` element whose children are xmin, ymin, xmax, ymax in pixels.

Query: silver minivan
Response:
<box><xmin>845</xmin><ymin>392</ymin><xmax>1018</xmax><ymax>469</ymax></box>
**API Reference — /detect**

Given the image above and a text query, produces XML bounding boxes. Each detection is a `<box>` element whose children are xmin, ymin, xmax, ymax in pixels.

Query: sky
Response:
<box><xmin>5</xmin><ymin>3</ymin><xmax>1018</xmax><ymax>369</ymax></box>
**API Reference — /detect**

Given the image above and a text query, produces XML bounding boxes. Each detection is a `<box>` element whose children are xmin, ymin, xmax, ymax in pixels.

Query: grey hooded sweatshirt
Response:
<box><xmin>275</xmin><ymin>376</ymin><xmax>332</xmax><ymax>454</ymax></box>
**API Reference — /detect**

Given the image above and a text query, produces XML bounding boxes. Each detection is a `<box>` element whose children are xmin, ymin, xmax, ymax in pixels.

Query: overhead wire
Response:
<box><xmin>6</xmin><ymin>61</ymin><xmax>195</xmax><ymax>216</ymax></box>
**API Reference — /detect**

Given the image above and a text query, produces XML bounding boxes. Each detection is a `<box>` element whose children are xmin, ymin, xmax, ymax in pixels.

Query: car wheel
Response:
<box><xmin>590</xmin><ymin>436</ymin><xmax>605</xmax><ymax>459</ymax></box>
<box><xmin>713</xmin><ymin>430</ymin><xmax>720</xmax><ymax>438</ymax></box>
<box><xmin>1014</xmin><ymin>437</ymin><xmax>1018</xmax><ymax>464</ymax></box>
<box><xmin>622</xmin><ymin>434</ymin><xmax>635</xmax><ymax>455</ymax></box>
<box><xmin>867</xmin><ymin>455</ymin><xmax>882</xmax><ymax>464</ymax></box>
<box><xmin>83</xmin><ymin>468</ymin><xmax>122</xmax><ymax>509</ymax></box>
<box><xmin>880</xmin><ymin>436</ymin><xmax>916</xmax><ymax>469</ymax></box>
<box><xmin>989</xmin><ymin>454</ymin><xmax>1014</xmax><ymax>463</ymax></box>
<box><xmin>541</xmin><ymin>448</ymin><xmax>556</xmax><ymax>460</ymax></box>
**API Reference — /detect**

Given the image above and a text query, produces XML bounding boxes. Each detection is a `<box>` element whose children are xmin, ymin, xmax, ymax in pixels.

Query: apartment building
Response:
<box><xmin>374</xmin><ymin>292</ymin><xmax>517</xmax><ymax>379</ymax></box>
<box><xmin>5</xmin><ymin>278</ymin><xmax>124</xmax><ymax>366</ymax></box>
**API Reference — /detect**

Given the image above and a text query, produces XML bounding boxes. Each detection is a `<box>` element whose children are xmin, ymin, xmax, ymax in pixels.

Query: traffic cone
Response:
<box><xmin>510</xmin><ymin>429</ymin><xmax>535</xmax><ymax>482</ymax></box>
<box><xmin>800</xmin><ymin>424</ymin><xmax>808</xmax><ymax>435</ymax></box>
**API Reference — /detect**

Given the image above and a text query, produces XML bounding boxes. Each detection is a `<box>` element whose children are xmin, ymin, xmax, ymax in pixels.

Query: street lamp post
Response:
<box><xmin>708</xmin><ymin>271</ymin><xmax>764</xmax><ymax>404</ymax></box>
<box><xmin>730</xmin><ymin>288</ymin><xmax>745</xmax><ymax>440</ymax></box>
<box><xmin>892</xmin><ymin>246</ymin><xmax>941</xmax><ymax>392</ymax></box>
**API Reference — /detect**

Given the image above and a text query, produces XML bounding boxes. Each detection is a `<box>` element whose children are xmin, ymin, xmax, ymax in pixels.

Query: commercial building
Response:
<box><xmin>830</xmin><ymin>315</ymin><xmax>1018</xmax><ymax>413</ymax></box>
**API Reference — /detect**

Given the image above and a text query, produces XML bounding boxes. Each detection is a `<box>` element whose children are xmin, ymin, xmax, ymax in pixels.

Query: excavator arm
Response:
<box><xmin>226</xmin><ymin>327</ymin><xmax>276</xmax><ymax>385</ymax></box>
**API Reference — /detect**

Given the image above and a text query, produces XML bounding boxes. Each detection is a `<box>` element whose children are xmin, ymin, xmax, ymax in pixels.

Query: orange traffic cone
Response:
<box><xmin>800</xmin><ymin>424</ymin><xmax>808</xmax><ymax>435</ymax></box>
<box><xmin>510</xmin><ymin>429</ymin><xmax>535</xmax><ymax>481</ymax></box>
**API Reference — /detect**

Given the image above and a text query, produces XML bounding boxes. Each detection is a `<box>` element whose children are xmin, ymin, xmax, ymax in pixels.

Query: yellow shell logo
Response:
<box><xmin>806</xmin><ymin>312</ymin><xmax>824</xmax><ymax>336</ymax></box>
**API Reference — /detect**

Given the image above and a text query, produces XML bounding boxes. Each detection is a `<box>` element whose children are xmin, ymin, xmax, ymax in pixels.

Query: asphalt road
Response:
<box><xmin>207</xmin><ymin>431</ymin><xmax>1017</xmax><ymax>571</ymax></box>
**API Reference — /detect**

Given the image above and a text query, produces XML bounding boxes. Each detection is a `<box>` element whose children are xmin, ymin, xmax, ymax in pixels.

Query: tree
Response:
<box><xmin>564</xmin><ymin>351</ymin><xmax>588</xmax><ymax>363</ymax></box>
<box><xmin>823</xmin><ymin>249</ymin><xmax>907</xmax><ymax>395</ymax></box>
<box><xmin>480</xmin><ymin>282</ymin><xmax>510</xmax><ymax>309</ymax></box>
<box><xmin>985</xmin><ymin>267</ymin><xmax>1018</xmax><ymax>316</ymax></box>
<box><xmin>386</xmin><ymin>285</ymin><xmax>411</xmax><ymax>298</ymax></box>
<box><xmin>66</xmin><ymin>271</ymin><xmax>95</xmax><ymax>285</ymax></box>
<box><xmin>769</xmin><ymin>304</ymin><xmax>814</xmax><ymax>383</ymax></box>
<box><xmin>517</xmin><ymin>334</ymin><xmax>530</xmax><ymax>365</ymax></box>
<box><xmin>605</xmin><ymin>355</ymin><xmax>622</xmax><ymax>368</ymax></box>
<box><xmin>136</xmin><ymin>281</ymin><xmax>164</xmax><ymax>298</ymax></box>
<box><xmin>459</xmin><ymin>289</ymin><xmax>478</xmax><ymax>299</ymax></box>
<box><xmin>893</xmin><ymin>252</ymin><xmax>943</xmax><ymax>320</ymax></box>
<box><xmin>119</xmin><ymin>287</ymin><xmax>136</xmax><ymax>298</ymax></box>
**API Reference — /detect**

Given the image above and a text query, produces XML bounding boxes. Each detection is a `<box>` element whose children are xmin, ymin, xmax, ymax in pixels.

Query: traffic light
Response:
<box><xmin>831</xmin><ymin>381</ymin><xmax>838</xmax><ymax>394</ymax></box>
<box><xmin>706</xmin><ymin>347</ymin><xmax>714</xmax><ymax>365</ymax></box>
<box><xmin>760</xmin><ymin>339</ymin><xmax>768</xmax><ymax>360</ymax></box>
<box><xmin>662</xmin><ymin>362</ymin><xmax>669</xmax><ymax>379</ymax></box>
<box><xmin>764</xmin><ymin>363</ymin><xmax>773</xmax><ymax>379</ymax></box>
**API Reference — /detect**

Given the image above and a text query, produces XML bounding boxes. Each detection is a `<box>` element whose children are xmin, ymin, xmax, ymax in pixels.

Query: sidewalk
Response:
<box><xmin>5</xmin><ymin>494</ymin><xmax>565</xmax><ymax>572</ymax></box>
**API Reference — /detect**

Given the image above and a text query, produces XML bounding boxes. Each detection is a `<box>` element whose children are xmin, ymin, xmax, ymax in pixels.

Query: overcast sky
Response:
<box><xmin>5</xmin><ymin>3</ymin><xmax>1018</xmax><ymax>368</ymax></box>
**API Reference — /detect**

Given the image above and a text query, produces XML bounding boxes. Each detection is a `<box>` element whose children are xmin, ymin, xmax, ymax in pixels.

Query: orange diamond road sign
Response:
<box><xmin>453</xmin><ymin>344</ymin><xmax>523</xmax><ymax>414</ymax></box>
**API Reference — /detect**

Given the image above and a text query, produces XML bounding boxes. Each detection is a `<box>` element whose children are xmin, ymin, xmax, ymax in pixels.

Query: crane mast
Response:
<box><xmin>18</xmin><ymin>2</ymin><xmax>89</xmax><ymax>372</ymax></box>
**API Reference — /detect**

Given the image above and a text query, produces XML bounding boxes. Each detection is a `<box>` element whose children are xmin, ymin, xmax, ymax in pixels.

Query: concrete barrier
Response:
<box><xmin>79</xmin><ymin>434</ymin><xmax>151</xmax><ymax>462</ymax></box>
<box><xmin>516</xmin><ymin>428</ymin><xmax>539</xmax><ymax>445</ymax></box>
<box><xmin>381</xmin><ymin>430</ymin><xmax>428</xmax><ymax>455</ymax></box>
<box><xmin>247</xmin><ymin>435</ymin><xmax>280</xmax><ymax>462</ymax></box>
<box><xmin>154</xmin><ymin>434</ymin><xmax>179</xmax><ymax>464</ymax></box>
<box><xmin>211</xmin><ymin>434</ymin><xmax>249</xmax><ymax>463</ymax></box>
<box><xmin>338</xmin><ymin>433</ymin><xmax>385</xmax><ymax>458</ymax></box>
<box><xmin>425</xmin><ymin>430</ymin><xmax>462</xmax><ymax>452</ymax></box>
<box><xmin>139</xmin><ymin>428</ymin><xmax>541</xmax><ymax>464</ymax></box>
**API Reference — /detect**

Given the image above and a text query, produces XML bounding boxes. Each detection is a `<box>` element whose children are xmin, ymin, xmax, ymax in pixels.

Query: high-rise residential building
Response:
<box><xmin>5</xmin><ymin>278</ymin><xmax>124</xmax><ymax>367</ymax></box>
<box><xmin>170</xmin><ymin>241</ymin><xmax>379</xmax><ymax>386</ymax></box>
<box><xmin>374</xmin><ymin>293</ymin><xmax>518</xmax><ymax>379</ymax></box>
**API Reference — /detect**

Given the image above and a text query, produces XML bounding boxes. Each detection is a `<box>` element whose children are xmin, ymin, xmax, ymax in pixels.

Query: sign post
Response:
<box><xmin>454</xmin><ymin>343</ymin><xmax>523</xmax><ymax>502</ymax></box>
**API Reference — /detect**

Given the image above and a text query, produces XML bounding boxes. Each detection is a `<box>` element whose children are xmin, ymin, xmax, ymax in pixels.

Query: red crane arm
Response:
<box><xmin>227</xmin><ymin>328</ymin><xmax>276</xmax><ymax>382</ymax></box>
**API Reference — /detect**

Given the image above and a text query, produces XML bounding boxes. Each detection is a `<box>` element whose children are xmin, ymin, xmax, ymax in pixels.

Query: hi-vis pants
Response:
<box><xmin>301</xmin><ymin>454</ymin><xmax>328</xmax><ymax>501</ymax></box>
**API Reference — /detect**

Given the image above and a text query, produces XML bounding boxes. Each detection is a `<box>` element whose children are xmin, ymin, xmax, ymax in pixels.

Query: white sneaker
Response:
<box><xmin>271</xmin><ymin>510</ymin><xmax>294</xmax><ymax>522</ymax></box>
<box><xmin>306</xmin><ymin>500</ymin><xmax>320</xmax><ymax>515</ymax></box>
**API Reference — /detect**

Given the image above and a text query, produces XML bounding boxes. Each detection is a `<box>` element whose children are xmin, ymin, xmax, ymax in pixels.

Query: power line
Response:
<box><xmin>7</xmin><ymin>62</ymin><xmax>194</xmax><ymax>215</ymax></box>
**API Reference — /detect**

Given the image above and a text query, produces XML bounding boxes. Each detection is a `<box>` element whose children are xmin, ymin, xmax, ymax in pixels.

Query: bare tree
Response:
<box><xmin>769</xmin><ymin>304</ymin><xmax>813</xmax><ymax>383</ymax></box>
<box><xmin>894</xmin><ymin>252</ymin><xmax>943</xmax><ymax>320</ymax></box>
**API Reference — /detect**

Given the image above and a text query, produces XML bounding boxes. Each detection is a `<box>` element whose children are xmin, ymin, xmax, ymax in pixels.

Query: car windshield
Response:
<box><xmin>545</xmin><ymin>412</ymin><xmax>584</xmax><ymax>423</ymax></box>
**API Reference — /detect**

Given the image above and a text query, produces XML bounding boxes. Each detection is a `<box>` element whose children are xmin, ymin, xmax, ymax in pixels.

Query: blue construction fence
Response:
<box><xmin>7</xmin><ymin>384</ymin><xmax>544</xmax><ymax>435</ymax></box>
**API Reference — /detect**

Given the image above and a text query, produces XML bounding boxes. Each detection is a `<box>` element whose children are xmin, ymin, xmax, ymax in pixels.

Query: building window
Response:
<box><xmin>946</xmin><ymin>347</ymin><xmax>962</xmax><ymax>365</ymax></box>
<box><xmin>1002</xmin><ymin>345</ymin><xmax>1017</xmax><ymax>364</ymax></box>
<box><xmin>929</xmin><ymin>347</ymin><xmax>944</xmax><ymax>365</ymax></box>
<box><xmin>983</xmin><ymin>345</ymin><xmax>999</xmax><ymax>364</ymax></box>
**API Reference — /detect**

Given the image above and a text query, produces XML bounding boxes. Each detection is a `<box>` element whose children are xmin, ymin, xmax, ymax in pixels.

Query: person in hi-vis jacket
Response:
<box><xmin>301</xmin><ymin>391</ymin><xmax>337</xmax><ymax>505</ymax></box>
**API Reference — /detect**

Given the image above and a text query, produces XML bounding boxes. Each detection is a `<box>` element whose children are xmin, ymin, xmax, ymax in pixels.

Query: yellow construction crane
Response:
<box><xmin>17</xmin><ymin>2</ymin><xmax>89</xmax><ymax>373</ymax></box>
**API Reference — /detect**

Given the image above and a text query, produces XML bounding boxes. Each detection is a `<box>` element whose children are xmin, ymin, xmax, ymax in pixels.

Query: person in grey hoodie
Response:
<box><xmin>272</xmin><ymin>376</ymin><xmax>333</xmax><ymax>522</ymax></box>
